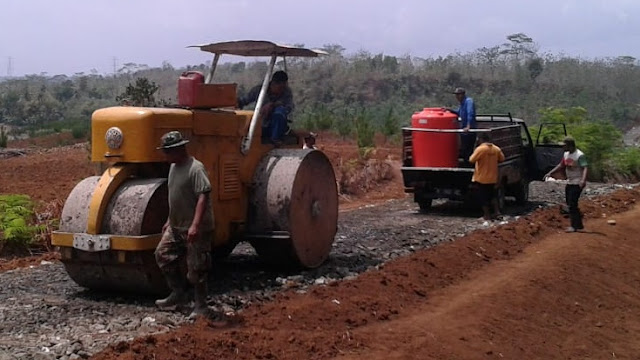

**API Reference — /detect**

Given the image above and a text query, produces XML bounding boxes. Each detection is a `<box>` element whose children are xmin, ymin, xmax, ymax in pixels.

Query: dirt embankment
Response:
<box><xmin>92</xmin><ymin>189</ymin><xmax>640</xmax><ymax>360</ymax></box>
<box><xmin>0</xmin><ymin>144</ymin><xmax>95</xmax><ymax>203</ymax></box>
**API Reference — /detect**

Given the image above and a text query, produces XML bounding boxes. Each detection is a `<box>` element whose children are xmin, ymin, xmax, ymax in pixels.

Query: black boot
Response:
<box><xmin>155</xmin><ymin>271</ymin><xmax>188</xmax><ymax>309</ymax></box>
<box><xmin>188</xmin><ymin>281</ymin><xmax>209</xmax><ymax>318</ymax></box>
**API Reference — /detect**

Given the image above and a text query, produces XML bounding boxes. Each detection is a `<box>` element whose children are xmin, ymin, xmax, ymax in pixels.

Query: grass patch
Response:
<box><xmin>0</xmin><ymin>195</ymin><xmax>58</xmax><ymax>255</ymax></box>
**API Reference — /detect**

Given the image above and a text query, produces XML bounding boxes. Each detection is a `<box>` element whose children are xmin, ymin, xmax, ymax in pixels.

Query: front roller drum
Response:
<box><xmin>249</xmin><ymin>149</ymin><xmax>338</xmax><ymax>268</ymax></box>
<box><xmin>58</xmin><ymin>177</ymin><xmax>169</xmax><ymax>294</ymax></box>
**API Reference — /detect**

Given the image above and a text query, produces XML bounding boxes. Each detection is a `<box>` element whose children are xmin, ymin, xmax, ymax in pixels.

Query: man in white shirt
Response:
<box><xmin>545</xmin><ymin>136</ymin><xmax>588</xmax><ymax>232</ymax></box>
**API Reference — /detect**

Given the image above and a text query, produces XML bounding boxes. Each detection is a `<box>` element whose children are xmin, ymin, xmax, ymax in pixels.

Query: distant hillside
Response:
<box><xmin>1</xmin><ymin>34</ymin><xmax>639</xmax><ymax>134</ymax></box>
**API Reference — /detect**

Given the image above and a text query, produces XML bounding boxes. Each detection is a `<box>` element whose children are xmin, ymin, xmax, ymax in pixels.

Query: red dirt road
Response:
<box><xmin>343</xmin><ymin>207</ymin><xmax>640</xmax><ymax>359</ymax></box>
<box><xmin>92</xmin><ymin>189</ymin><xmax>640</xmax><ymax>360</ymax></box>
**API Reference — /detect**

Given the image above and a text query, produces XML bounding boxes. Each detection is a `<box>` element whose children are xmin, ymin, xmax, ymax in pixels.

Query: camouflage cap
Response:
<box><xmin>157</xmin><ymin>131</ymin><xmax>189</xmax><ymax>150</ymax></box>
<box><xmin>452</xmin><ymin>87</ymin><xmax>466</xmax><ymax>94</ymax></box>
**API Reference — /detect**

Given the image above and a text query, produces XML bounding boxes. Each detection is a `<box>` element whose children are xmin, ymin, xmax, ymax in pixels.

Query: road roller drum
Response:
<box><xmin>58</xmin><ymin>176</ymin><xmax>169</xmax><ymax>294</ymax></box>
<box><xmin>248</xmin><ymin>149</ymin><xmax>338</xmax><ymax>268</ymax></box>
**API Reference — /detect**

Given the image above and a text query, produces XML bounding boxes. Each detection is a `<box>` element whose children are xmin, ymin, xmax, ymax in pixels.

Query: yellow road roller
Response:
<box><xmin>51</xmin><ymin>40</ymin><xmax>338</xmax><ymax>294</ymax></box>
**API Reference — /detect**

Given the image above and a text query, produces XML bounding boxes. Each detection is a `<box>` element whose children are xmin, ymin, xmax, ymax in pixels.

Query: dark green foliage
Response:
<box><xmin>527</xmin><ymin>58</ymin><xmax>544</xmax><ymax>80</ymax></box>
<box><xmin>501</xmin><ymin>33</ymin><xmax>536</xmax><ymax>61</ymax></box>
<box><xmin>313</xmin><ymin>105</ymin><xmax>334</xmax><ymax>131</ymax></box>
<box><xmin>446</xmin><ymin>71</ymin><xmax>462</xmax><ymax>86</ymax></box>
<box><xmin>381</xmin><ymin>106</ymin><xmax>399</xmax><ymax>138</ymax></box>
<box><xmin>54</xmin><ymin>80</ymin><xmax>76</xmax><ymax>102</ymax></box>
<box><xmin>71</xmin><ymin>126</ymin><xmax>87</xmax><ymax>139</ymax></box>
<box><xmin>116</xmin><ymin>77</ymin><xmax>159</xmax><ymax>107</ymax></box>
<box><xmin>297</xmin><ymin>109</ymin><xmax>317</xmax><ymax>132</ymax></box>
<box><xmin>613</xmin><ymin>147</ymin><xmax>640</xmax><ymax>178</ymax></box>
<box><xmin>0</xmin><ymin>195</ymin><xmax>45</xmax><ymax>252</ymax></box>
<box><xmin>333</xmin><ymin>108</ymin><xmax>354</xmax><ymax>139</ymax></box>
<box><xmin>530</xmin><ymin>106</ymin><xmax>633</xmax><ymax>180</ymax></box>
<box><xmin>0</xmin><ymin>126</ymin><xmax>7</xmax><ymax>148</ymax></box>
<box><xmin>572</xmin><ymin>121</ymin><xmax>622</xmax><ymax>180</ymax></box>
<box><xmin>355</xmin><ymin>109</ymin><xmax>375</xmax><ymax>153</ymax></box>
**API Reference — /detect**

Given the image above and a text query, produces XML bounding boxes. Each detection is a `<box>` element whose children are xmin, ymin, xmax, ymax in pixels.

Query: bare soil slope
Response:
<box><xmin>0</xmin><ymin>144</ymin><xmax>95</xmax><ymax>203</ymax></box>
<box><xmin>92</xmin><ymin>189</ymin><xmax>640</xmax><ymax>360</ymax></box>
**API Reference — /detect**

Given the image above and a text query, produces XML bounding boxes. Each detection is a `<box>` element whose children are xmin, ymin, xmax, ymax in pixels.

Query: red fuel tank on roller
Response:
<box><xmin>411</xmin><ymin>108</ymin><xmax>459</xmax><ymax>167</ymax></box>
<box><xmin>177</xmin><ymin>71</ymin><xmax>205</xmax><ymax>107</ymax></box>
<box><xmin>177</xmin><ymin>71</ymin><xmax>237</xmax><ymax>108</ymax></box>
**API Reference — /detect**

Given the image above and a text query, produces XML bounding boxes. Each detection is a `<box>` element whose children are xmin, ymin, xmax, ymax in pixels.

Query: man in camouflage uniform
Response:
<box><xmin>154</xmin><ymin>131</ymin><xmax>215</xmax><ymax>318</ymax></box>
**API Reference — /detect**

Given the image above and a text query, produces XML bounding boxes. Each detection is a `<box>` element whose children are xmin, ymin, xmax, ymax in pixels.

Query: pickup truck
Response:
<box><xmin>401</xmin><ymin>113</ymin><xmax>565</xmax><ymax>211</ymax></box>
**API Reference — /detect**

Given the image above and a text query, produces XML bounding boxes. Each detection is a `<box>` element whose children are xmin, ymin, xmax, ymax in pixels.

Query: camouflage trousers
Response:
<box><xmin>154</xmin><ymin>227</ymin><xmax>212</xmax><ymax>285</ymax></box>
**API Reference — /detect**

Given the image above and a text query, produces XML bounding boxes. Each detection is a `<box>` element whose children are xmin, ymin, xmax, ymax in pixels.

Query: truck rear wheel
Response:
<box><xmin>418</xmin><ymin>199</ymin><xmax>433</xmax><ymax>213</ymax></box>
<box><xmin>513</xmin><ymin>180</ymin><xmax>529</xmax><ymax>205</ymax></box>
<box><xmin>497</xmin><ymin>184</ymin><xmax>506</xmax><ymax>212</ymax></box>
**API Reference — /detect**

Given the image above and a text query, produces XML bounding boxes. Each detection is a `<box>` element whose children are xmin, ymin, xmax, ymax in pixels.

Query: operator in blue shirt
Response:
<box><xmin>238</xmin><ymin>70</ymin><xmax>294</xmax><ymax>146</ymax></box>
<box><xmin>448</xmin><ymin>87</ymin><xmax>476</xmax><ymax>166</ymax></box>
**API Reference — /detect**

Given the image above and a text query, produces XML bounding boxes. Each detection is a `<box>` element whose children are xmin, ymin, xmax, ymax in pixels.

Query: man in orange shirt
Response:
<box><xmin>469</xmin><ymin>132</ymin><xmax>505</xmax><ymax>220</ymax></box>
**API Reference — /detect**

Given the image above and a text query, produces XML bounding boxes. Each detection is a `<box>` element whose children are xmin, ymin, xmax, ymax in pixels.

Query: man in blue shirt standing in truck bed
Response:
<box><xmin>448</xmin><ymin>87</ymin><xmax>477</xmax><ymax>166</ymax></box>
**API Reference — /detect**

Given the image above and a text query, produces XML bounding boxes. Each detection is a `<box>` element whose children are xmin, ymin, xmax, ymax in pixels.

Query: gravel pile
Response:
<box><xmin>0</xmin><ymin>181</ymin><xmax>635</xmax><ymax>359</ymax></box>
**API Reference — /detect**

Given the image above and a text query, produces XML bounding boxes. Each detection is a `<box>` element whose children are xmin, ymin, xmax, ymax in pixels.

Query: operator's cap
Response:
<box><xmin>157</xmin><ymin>131</ymin><xmax>189</xmax><ymax>150</ymax></box>
<box><xmin>271</xmin><ymin>70</ymin><xmax>288</xmax><ymax>83</ymax></box>
<box><xmin>452</xmin><ymin>87</ymin><xmax>466</xmax><ymax>94</ymax></box>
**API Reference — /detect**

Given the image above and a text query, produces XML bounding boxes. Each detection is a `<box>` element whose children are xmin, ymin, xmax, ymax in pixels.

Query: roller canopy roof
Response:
<box><xmin>189</xmin><ymin>40</ymin><xmax>328</xmax><ymax>57</ymax></box>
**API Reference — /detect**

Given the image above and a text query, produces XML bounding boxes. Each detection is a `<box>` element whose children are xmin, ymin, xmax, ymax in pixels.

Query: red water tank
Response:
<box><xmin>411</xmin><ymin>108</ymin><xmax>459</xmax><ymax>167</ymax></box>
<box><xmin>177</xmin><ymin>71</ymin><xmax>205</xmax><ymax>107</ymax></box>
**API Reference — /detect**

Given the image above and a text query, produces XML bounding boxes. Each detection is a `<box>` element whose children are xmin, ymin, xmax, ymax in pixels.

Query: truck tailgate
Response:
<box><xmin>401</xmin><ymin>166</ymin><xmax>473</xmax><ymax>189</ymax></box>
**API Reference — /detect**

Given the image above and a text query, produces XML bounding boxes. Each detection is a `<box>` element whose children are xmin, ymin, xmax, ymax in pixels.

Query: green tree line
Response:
<box><xmin>1</xmin><ymin>33</ymin><xmax>639</xmax><ymax>179</ymax></box>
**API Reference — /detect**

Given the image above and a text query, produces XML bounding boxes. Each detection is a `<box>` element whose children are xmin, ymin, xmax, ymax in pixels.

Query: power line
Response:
<box><xmin>7</xmin><ymin>56</ymin><xmax>13</xmax><ymax>77</ymax></box>
<box><xmin>112</xmin><ymin>56</ymin><xmax>119</xmax><ymax>99</ymax></box>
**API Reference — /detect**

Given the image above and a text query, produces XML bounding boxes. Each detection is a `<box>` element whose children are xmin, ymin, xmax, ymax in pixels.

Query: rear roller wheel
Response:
<box><xmin>58</xmin><ymin>176</ymin><xmax>169</xmax><ymax>294</ymax></box>
<box><xmin>248</xmin><ymin>149</ymin><xmax>338</xmax><ymax>268</ymax></box>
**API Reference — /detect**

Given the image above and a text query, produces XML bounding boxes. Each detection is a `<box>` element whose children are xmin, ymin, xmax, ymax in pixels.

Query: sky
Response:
<box><xmin>0</xmin><ymin>0</ymin><xmax>639</xmax><ymax>76</ymax></box>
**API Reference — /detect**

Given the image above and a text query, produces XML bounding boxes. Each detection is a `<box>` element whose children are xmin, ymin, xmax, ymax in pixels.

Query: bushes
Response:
<box><xmin>354</xmin><ymin>109</ymin><xmax>375</xmax><ymax>155</ymax></box>
<box><xmin>0</xmin><ymin>125</ymin><xmax>7</xmax><ymax>148</ymax></box>
<box><xmin>335</xmin><ymin>109</ymin><xmax>354</xmax><ymax>139</ymax></box>
<box><xmin>71</xmin><ymin>125</ymin><xmax>87</xmax><ymax>139</ymax></box>
<box><xmin>571</xmin><ymin>121</ymin><xmax>622</xmax><ymax>180</ymax></box>
<box><xmin>295</xmin><ymin>104</ymin><xmax>401</xmax><ymax>156</ymax></box>
<box><xmin>530</xmin><ymin>106</ymin><xmax>636</xmax><ymax>181</ymax></box>
<box><xmin>0</xmin><ymin>195</ymin><xmax>60</xmax><ymax>254</ymax></box>
<box><xmin>297</xmin><ymin>105</ymin><xmax>335</xmax><ymax>132</ymax></box>
<box><xmin>0</xmin><ymin>195</ymin><xmax>46</xmax><ymax>253</ymax></box>
<box><xmin>612</xmin><ymin>147</ymin><xmax>640</xmax><ymax>179</ymax></box>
